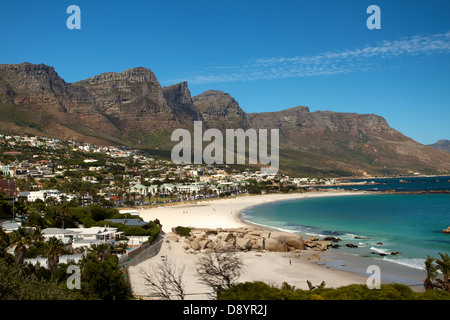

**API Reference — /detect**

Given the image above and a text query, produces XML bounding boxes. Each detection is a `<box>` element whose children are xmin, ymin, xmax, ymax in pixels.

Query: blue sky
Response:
<box><xmin>1</xmin><ymin>0</ymin><xmax>449</xmax><ymax>145</ymax></box>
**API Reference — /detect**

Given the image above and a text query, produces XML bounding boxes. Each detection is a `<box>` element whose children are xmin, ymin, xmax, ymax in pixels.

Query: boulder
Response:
<box><xmin>243</xmin><ymin>233</ymin><xmax>261</xmax><ymax>240</ymax></box>
<box><xmin>265</xmin><ymin>238</ymin><xmax>288</xmax><ymax>252</ymax></box>
<box><xmin>223</xmin><ymin>233</ymin><xmax>235</xmax><ymax>242</ymax></box>
<box><xmin>270</xmin><ymin>231</ymin><xmax>305</xmax><ymax>250</ymax></box>
<box><xmin>442</xmin><ymin>227</ymin><xmax>450</xmax><ymax>234</ymax></box>
<box><xmin>235</xmin><ymin>238</ymin><xmax>252</xmax><ymax>250</ymax></box>
<box><xmin>253</xmin><ymin>238</ymin><xmax>265</xmax><ymax>250</ymax></box>
<box><xmin>199</xmin><ymin>239</ymin><xmax>211</xmax><ymax>250</ymax></box>
<box><xmin>323</xmin><ymin>236</ymin><xmax>341</xmax><ymax>242</ymax></box>
<box><xmin>246</xmin><ymin>230</ymin><xmax>271</xmax><ymax>238</ymax></box>
<box><xmin>168</xmin><ymin>235</ymin><xmax>179</xmax><ymax>242</ymax></box>
<box><xmin>346</xmin><ymin>243</ymin><xmax>358</xmax><ymax>248</ymax></box>
<box><xmin>190</xmin><ymin>241</ymin><xmax>201</xmax><ymax>251</ymax></box>
<box><xmin>314</xmin><ymin>241</ymin><xmax>332</xmax><ymax>251</ymax></box>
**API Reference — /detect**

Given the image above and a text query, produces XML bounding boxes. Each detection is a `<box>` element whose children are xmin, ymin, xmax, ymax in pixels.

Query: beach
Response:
<box><xmin>128</xmin><ymin>190</ymin><xmax>373</xmax><ymax>300</ymax></box>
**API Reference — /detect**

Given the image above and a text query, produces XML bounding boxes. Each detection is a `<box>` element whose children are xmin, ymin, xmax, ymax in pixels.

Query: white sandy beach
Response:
<box><xmin>128</xmin><ymin>190</ymin><xmax>371</xmax><ymax>299</ymax></box>
<box><xmin>138</xmin><ymin>190</ymin><xmax>363</xmax><ymax>233</ymax></box>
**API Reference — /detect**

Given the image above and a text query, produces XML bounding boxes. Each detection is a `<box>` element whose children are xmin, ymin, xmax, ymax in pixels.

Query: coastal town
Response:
<box><xmin>0</xmin><ymin>134</ymin><xmax>339</xmax><ymax>291</ymax></box>
<box><xmin>0</xmin><ymin>133</ymin><xmax>341</xmax><ymax>208</ymax></box>
<box><xmin>1</xmin><ymin>133</ymin><xmax>449</xmax><ymax>301</ymax></box>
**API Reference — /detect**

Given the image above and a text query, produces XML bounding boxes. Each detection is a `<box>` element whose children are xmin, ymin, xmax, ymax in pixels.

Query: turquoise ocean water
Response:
<box><xmin>241</xmin><ymin>176</ymin><xmax>450</xmax><ymax>274</ymax></box>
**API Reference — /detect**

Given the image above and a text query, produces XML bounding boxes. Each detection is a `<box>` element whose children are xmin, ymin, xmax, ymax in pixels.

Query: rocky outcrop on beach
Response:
<box><xmin>170</xmin><ymin>227</ymin><xmax>335</xmax><ymax>254</ymax></box>
<box><xmin>442</xmin><ymin>226</ymin><xmax>450</xmax><ymax>234</ymax></box>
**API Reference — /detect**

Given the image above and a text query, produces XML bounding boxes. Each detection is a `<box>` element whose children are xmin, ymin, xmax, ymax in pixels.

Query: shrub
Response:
<box><xmin>217</xmin><ymin>282</ymin><xmax>450</xmax><ymax>300</ymax></box>
<box><xmin>174</xmin><ymin>226</ymin><xmax>191</xmax><ymax>237</ymax></box>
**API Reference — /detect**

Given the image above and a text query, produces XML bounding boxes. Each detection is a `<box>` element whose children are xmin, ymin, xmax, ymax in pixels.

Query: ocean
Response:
<box><xmin>241</xmin><ymin>176</ymin><xmax>450</xmax><ymax>287</ymax></box>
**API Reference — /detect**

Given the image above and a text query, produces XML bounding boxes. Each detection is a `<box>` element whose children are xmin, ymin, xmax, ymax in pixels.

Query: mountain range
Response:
<box><xmin>0</xmin><ymin>62</ymin><xmax>449</xmax><ymax>177</ymax></box>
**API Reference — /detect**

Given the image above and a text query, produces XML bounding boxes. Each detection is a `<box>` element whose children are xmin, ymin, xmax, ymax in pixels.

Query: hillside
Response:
<box><xmin>1</xmin><ymin>62</ymin><xmax>449</xmax><ymax>177</ymax></box>
<box><xmin>428</xmin><ymin>140</ymin><xmax>450</xmax><ymax>153</ymax></box>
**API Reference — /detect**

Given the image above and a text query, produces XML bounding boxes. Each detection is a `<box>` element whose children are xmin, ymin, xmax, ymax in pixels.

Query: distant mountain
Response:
<box><xmin>1</xmin><ymin>62</ymin><xmax>449</xmax><ymax>177</ymax></box>
<box><xmin>428</xmin><ymin>140</ymin><xmax>450</xmax><ymax>153</ymax></box>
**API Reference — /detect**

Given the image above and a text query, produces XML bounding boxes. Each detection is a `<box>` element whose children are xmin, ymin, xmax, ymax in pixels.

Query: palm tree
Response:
<box><xmin>0</xmin><ymin>226</ymin><xmax>10</xmax><ymax>258</ymax></box>
<box><xmin>30</xmin><ymin>228</ymin><xmax>44</xmax><ymax>246</ymax></box>
<box><xmin>435</xmin><ymin>252</ymin><xmax>450</xmax><ymax>292</ymax></box>
<box><xmin>60</xmin><ymin>194</ymin><xmax>67</xmax><ymax>204</ymax></box>
<box><xmin>424</xmin><ymin>255</ymin><xmax>438</xmax><ymax>290</ymax></box>
<box><xmin>9</xmin><ymin>227</ymin><xmax>32</xmax><ymax>265</ymax></box>
<box><xmin>88</xmin><ymin>243</ymin><xmax>111</xmax><ymax>261</ymax></box>
<box><xmin>45</xmin><ymin>236</ymin><xmax>65</xmax><ymax>273</ymax></box>
<box><xmin>145</xmin><ymin>186</ymin><xmax>150</xmax><ymax>204</ymax></box>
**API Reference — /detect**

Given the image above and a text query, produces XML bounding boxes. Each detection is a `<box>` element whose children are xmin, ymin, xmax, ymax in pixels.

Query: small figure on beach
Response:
<box><xmin>289</xmin><ymin>259</ymin><xmax>291</xmax><ymax>265</ymax></box>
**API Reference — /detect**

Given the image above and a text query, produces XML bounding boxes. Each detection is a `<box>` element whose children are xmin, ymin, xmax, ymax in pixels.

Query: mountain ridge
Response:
<box><xmin>428</xmin><ymin>139</ymin><xmax>450</xmax><ymax>153</ymax></box>
<box><xmin>1</xmin><ymin>62</ymin><xmax>449</xmax><ymax>177</ymax></box>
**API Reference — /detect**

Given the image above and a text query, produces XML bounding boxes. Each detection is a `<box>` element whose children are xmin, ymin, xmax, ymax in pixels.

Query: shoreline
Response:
<box><xmin>129</xmin><ymin>191</ymin><xmax>365</xmax><ymax>298</ymax></box>
<box><xmin>139</xmin><ymin>189</ymin><xmax>369</xmax><ymax>233</ymax></box>
<box><xmin>234</xmin><ymin>191</ymin><xmax>427</xmax><ymax>291</ymax></box>
<box><xmin>130</xmin><ymin>190</ymin><xmax>428</xmax><ymax>299</ymax></box>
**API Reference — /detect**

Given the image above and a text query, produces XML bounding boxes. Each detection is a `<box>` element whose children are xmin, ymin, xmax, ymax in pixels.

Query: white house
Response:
<box><xmin>41</xmin><ymin>228</ymin><xmax>77</xmax><ymax>249</ymax></box>
<box><xmin>1</xmin><ymin>221</ymin><xmax>22</xmax><ymax>233</ymax></box>
<box><xmin>42</xmin><ymin>228</ymin><xmax>77</xmax><ymax>241</ymax></box>
<box><xmin>0</xmin><ymin>164</ymin><xmax>12</xmax><ymax>177</ymax></box>
<box><xmin>27</xmin><ymin>190</ymin><xmax>77</xmax><ymax>203</ymax></box>
<box><xmin>27</xmin><ymin>189</ymin><xmax>60</xmax><ymax>202</ymax></box>
<box><xmin>176</xmin><ymin>184</ymin><xmax>204</xmax><ymax>195</ymax></box>
<box><xmin>127</xmin><ymin>182</ymin><xmax>148</xmax><ymax>196</ymax></box>
<box><xmin>67</xmin><ymin>226</ymin><xmax>121</xmax><ymax>244</ymax></box>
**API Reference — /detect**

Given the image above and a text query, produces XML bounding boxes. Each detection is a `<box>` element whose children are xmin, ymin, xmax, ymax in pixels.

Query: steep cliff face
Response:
<box><xmin>0</xmin><ymin>63</ymin><xmax>120</xmax><ymax>145</ymax></box>
<box><xmin>0</xmin><ymin>63</ymin><xmax>95</xmax><ymax>112</ymax></box>
<box><xmin>192</xmin><ymin>90</ymin><xmax>250</xmax><ymax>130</ymax></box>
<box><xmin>75</xmin><ymin>67</ymin><xmax>177</xmax><ymax>132</ymax></box>
<box><xmin>162</xmin><ymin>82</ymin><xmax>203</xmax><ymax>126</ymax></box>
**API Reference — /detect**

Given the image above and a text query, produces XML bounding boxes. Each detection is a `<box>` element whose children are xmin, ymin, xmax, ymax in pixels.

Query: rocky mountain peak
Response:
<box><xmin>428</xmin><ymin>139</ymin><xmax>450</xmax><ymax>153</ymax></box>
<box><xmin>192</xmin><ymin>90</ymin><xmax>250</xmax><ymax>129</ymax></box>
<box><xmin>0</xmin><ymin>62</ymin><xmax>94</xmax><ymax>109</ymax></box>
<box><xmin>77</xmin><ymin>67</ymin><xmax>158</xmax><ymax>85</ymax></box>
<box><xmin>162</xmin><ymin>82</ymin><xmax>202</xmax><ymax>123</ymax></box>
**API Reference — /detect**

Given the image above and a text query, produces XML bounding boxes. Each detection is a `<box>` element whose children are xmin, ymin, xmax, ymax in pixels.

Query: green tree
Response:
<box><xmin>45</xmin><ymin>237</ymin><xmax>65</xmax><ymax>273</ymax></box>
<box><xmin>0</xmin><ymin>258</ymin><xmax>74</xmax><ymax>300</ymax></box>
<box><xmin>26</xmin><ymin>211</ymin><xmax>46</xmax><ymax>228</ymax></box>
<box><xmin>0</xmin><ymin>227</ymin><xmax>10</xmax><ymax>258</ymax></box>
<box><xmin>9</xmin><ymin>227</ymin><xmax>32</xmax><ymax>265</ymax></box>
<box><xmin>424</xmin><ymin>255</ymin><xmax>438</xmax><ymax>290</ymax></box>
<box><xmin>88</xmin><ymin>243</ymin><xmax>112</xmax><ymax>262</ymax></box>
<box><xmin>435</xmin><ymin>253</ymin><xmax>450</xmax><ymax>292</ymax></box>
<box><xmin>79</xmin><ymin>255</ymin><xmax>131</xmax><ymax>300</ymax></box>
